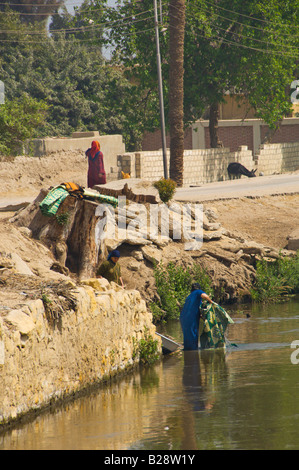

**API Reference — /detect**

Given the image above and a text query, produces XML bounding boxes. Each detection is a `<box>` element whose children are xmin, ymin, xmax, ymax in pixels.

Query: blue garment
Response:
<box><xmin>180</xmin><ymin>289</ymin><xmax>205</xmax><ymax>350</ymax></box>
<box><xmin>107</xmin><ymin>250</ymin><xmax>120</xmax><ymax>261</ymax></box>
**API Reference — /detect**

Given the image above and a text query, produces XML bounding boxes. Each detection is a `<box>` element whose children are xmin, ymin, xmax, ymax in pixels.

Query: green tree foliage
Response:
<box><xmin>0</xmin><ymin>0</ymin><xmax>64</xmax><ymax>24</ymax></box>
<box><xmin>0</xmin><ymin>1</ymin><xmax>298</xmax><ymax>154</ymax></box>
<box><xmin>0</xmin><ymin>94</ymin><xmax>48</xmax><ymax>155</ymax></box>
<box><xmin>0</xmin><ymin>6</ymin><xmax>137</xmax><ymax>148</ymax></box>
<box><xmin>106</xmin><ymin>0</ymin><xmax>299</xmax><ymax>147</ymax></box>
<box><xmin>185</xmin><ymin>0</ymin><xmax>298</xmax><ymax>137</ymax></box>
<box><xmin>104</xmin><ymin>0</ymin><xmax>169</xmax><ymax>147</ymax></box>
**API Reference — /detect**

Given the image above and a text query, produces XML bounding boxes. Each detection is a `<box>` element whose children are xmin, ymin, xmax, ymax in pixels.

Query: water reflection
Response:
<box><xmin>182</xmin><ymin>349</ymin><xmax>227</xmax><ymax>412</ymax></box>
<box><xmin>1</xmin><ymin>299</ymin><xmax>299</xmax><ymax>450</ymax></box>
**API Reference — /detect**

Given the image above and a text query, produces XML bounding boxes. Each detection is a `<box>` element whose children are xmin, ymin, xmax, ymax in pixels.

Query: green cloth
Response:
<box><xmin>40</xmin><ymin>186</ymin><xmax>119</xmax><ymax>218</ymax></box>
<box><xmin>39</xmin><ymin>186</ymin><xmax>69</xmax><ymax>217</ymax></box>
<box><xmin>83</xmin><ymin>189</ymin><xmax>119</xmax><ymax>208</ymax></box>
<box><xmin>96</xmin><ymin>259</ymin><xmax>121</xmax><ymax>285</ymax></box>
<box><xmin>199</xmin><ymin>302</ymin><xmax>234</xmax><ymax>349</ymax></box>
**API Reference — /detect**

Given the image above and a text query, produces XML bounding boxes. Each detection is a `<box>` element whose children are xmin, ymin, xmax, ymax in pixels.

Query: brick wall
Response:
<box><xmin>141</xmin><ymin>128</ymin><xmax>193</xmax><ymax>151</ymax></box>
<box><xmin>261</xmin><ymin>124</ymin><xmax>299</xmax><ymax>144</ymax></box>
<box><xmin>204</xmin><ymin>126</ymin><xmax>254</xmax><ymax>152</ymax></box>
<box><xmin>142</xmin><ymin>118</ymin><xmax>299</xmax><ymax>157</ymax></box>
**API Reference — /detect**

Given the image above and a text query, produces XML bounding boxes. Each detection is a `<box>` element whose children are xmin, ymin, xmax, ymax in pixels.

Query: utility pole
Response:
<box><xmin>154</xmin><ymin>0</ymin><xmax>168</xmax><ymax>179</ymax></box>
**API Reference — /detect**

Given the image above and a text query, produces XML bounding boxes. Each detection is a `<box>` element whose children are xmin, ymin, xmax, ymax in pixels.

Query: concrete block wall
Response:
<box><xmin>257</xmin><ymin>142</ymin><xmax>299</xmax><ymax>175</ymax></box>
<box><xmin>118</xmin><ymin>146</ymin><xmax>255</xmax><ymax>186</ymax></box>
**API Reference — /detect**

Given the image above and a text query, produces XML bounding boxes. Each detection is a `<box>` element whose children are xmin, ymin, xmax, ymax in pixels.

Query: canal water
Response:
<box><xmin>1</xmin><ymin>298</ymin><xmax>299</xmax><ymax>450</ymax></box>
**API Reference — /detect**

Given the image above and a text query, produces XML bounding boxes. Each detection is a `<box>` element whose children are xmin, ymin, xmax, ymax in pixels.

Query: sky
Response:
<box><xmin>64</xmin><ymin>0</ymin><xmax>118</xmax><ymax>58</ymax></box>
<box><xmin>65</xmin><ymin>0</ymin><xmax>116</xmax><ymax>13</ymax></box>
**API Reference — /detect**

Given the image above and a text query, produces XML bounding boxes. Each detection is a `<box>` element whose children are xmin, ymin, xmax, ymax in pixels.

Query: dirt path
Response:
<box><xmin>210</xmin><ymin>194</ymin><xmax>299</xmax><ymax>249</ymax></box>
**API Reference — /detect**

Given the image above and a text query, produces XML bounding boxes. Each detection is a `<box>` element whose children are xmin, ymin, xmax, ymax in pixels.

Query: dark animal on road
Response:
<box><xmin>227</xmin><ymin>162</ymin><xmax>257</xmax><ymax>179</ymax></box>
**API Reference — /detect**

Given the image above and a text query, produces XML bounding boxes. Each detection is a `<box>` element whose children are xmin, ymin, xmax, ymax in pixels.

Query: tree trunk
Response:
<box><xmin>11</xmin><ymin>190</ymin><xmax>103</xmax><ymax>280</ymax></box>
<box><xmin>169</xmin><ymin>0</ymin><xmax>185</xmax><ymax>187</ymax></box>
<box><xmin>209</xmin><ymin>102</ymin><xmax>223</xmax><ymax>148</ymax></box>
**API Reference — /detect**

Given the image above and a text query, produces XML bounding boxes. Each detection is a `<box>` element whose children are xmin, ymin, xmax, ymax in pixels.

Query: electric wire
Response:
<box><xmin>0</xmin><ymin>0</ymin><xmax>297</xmax><ymax>60</ymax></box>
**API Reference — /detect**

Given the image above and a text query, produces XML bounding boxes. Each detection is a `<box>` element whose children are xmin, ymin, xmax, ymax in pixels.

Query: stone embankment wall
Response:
<box><xmin>118</xmin><ymin>142</ymin><xmax>299</xmax><ymax>185</ymax></box>
<box><xmin>0</xmin><ymin>277</ymin><xmax>160</xmax><ymax>426</ymax></box>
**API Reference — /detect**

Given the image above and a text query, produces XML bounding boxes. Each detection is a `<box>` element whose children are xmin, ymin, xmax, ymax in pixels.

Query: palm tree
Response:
<box><xmin>169</xmin><ymin>0</ymin><xmax>185</xmax><ymax>187</ymax></box>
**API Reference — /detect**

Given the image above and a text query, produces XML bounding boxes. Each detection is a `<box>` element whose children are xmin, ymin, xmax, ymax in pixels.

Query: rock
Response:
<box><xmin>81</xmin><ymin>278</ymin><xmax>110</xmax><ymax>291</ymax></box>
<box><xmin>127</xmin><ymin>260</ymin><xmax>141</xmax><ymax>271</ymax></box>
<box><xmin>131</xmin><ymin>249</ymin><xmax>144</xmax><ymax>261</ymax></box>
<box><xmin>18</xmin><ymin>226</ymin><xmax>32</xmax><ymax>238</ymax></box>
<box><xmin>150</xmin><ymin>235</ymin><xmax>172</xmax><ymax>248</ymax></box>
<box><xmin>4</xmin><ymin>309</ymin><xmax>35</xmax><ymax>336</ymax></box>
<box><xmin>10</xmin><ymin>252</ymin><xmax>35</xmax><ymax>276</ymax></box>
<box><xmin>203</xmin><ymin>222</ymin><xmax>222</xmax><ymax>231</ymax></box>
<box><xmin>203</xmin><ymin>230</ymin><xmax>224</xmax><ymax>241</ymax></box>
<box><xmin>242</xmin><ymin>241</ymin><xmax>265</xmax><ymax>256</ymax></box>
<box><xmin>141</xmin><ymin>245</ymin><xmax>162</xmax><ymax>265</ymax></box>
<box><xmin>287</xmin><ymin>228</ymin><xmax>299</xmax><ymax>251</ymax></box>
<box><xmin>204</xmin><ymin>207</ymin><xmax>219</xmax><ymax>222</ymax></box>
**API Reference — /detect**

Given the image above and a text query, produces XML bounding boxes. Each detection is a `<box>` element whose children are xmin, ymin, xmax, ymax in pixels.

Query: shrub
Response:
<box><xmin>251</xmin><ymin>252</ymin><xmax>299</xmax><ymax>303</ymax></box>
<box><xmin>150</xmin><ymin>261</ymin><xmax>213</xmax><ymax>323</ymax></box>
<box><xmin>133</xmin><ymin>329</ymin><xmax>161</xmax><ymax>365</ymax></box>
<box><xmin>153</xmin><ymin>178</ymin><xmax>177</xmax><ymax>203</ymax></box>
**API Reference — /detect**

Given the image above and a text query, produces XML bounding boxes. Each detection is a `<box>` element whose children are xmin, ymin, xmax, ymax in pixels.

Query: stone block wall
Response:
<box><xmin>257</xmin><ymin>142</ymin><xmax>299</xmax><ymax>175</ymax></box>
<box><xmin>118</xmin><ymin>146</ymin><xmax>255</xmax><ymax>186</ymax></box>
<box><xmin>0</xmin><ymin>278</ymin><xmax>160</xmax><ymax>426</ymax></box>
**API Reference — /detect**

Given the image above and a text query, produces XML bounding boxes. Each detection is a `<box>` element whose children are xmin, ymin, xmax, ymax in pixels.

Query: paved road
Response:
<box><xmin>174</xmin><ymin>173</ymin><xmax>299</xmax><ymax>202</ymax></box>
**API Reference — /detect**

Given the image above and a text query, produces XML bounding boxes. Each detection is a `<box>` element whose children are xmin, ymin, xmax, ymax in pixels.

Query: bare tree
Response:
<box><xmin>168</xmin><ymin>0</ymin><xmax>185</xmax><ymax>187</ymax></box>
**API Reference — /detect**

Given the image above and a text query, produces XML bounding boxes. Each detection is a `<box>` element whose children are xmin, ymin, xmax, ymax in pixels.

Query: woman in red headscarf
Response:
<box><xmin>85</xmin><ymin>140</ymin><xmax>106</xmax><ymax>188</ymax></box>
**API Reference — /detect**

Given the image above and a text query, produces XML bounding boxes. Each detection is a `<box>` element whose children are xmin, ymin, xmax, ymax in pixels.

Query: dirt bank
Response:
<box><xmin>1</xmin><ymin>153</ymin><xmax>299</xmax><ymax>313</ymax></box>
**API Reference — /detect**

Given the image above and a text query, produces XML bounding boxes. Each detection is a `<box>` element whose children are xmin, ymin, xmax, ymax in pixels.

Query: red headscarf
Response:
<box><xmin>89</xmin><ymin>140</ymin><xmax>100</xmax><ymax>158</ymax></box>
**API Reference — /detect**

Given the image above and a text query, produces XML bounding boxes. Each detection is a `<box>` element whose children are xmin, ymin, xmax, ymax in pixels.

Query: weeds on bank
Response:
<box><xmin>150</xmin><ymin>261</ymin><xmax>213</xmax><ymax>323</ymax></box>
<box><xmin>251</xmin><ymin>252</ymin><xmax>299</xmax><ymax>303</ymax></box>
<box><xmin>133</xmin><ymin>329</ymin><xmax>160</xmax><ymax>365</ymax></box>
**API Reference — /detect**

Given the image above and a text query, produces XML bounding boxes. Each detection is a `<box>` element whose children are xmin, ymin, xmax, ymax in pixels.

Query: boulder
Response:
<box><xmin>141</xmin><ymin>245</ymin><xmax>162</xmax><ymax>265</ymax></box>
<box><xmin>287</xmin><ymin>228</ymin><xmax>299</xmax><ymax>251</ymax></box>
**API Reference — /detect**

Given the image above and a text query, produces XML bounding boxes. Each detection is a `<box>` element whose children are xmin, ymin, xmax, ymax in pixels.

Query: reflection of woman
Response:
<box><xmin>96</xmin><ymin>250</ymin><xmax>124</xmax><ymax>287</ymax></box>
<box><xmin>85</xmin><ymin>140</ymin><xmax>106</xmax><ymax>188</ymax></box>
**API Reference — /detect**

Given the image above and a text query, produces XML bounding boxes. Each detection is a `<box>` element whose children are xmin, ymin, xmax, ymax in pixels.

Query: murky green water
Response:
<box><xmin>1</xmin><ymin>299</ymin><xmax>299</xmax><ymax>450</ymax></box>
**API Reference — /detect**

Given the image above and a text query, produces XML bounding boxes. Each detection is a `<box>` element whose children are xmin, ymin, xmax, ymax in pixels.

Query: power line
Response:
<box><xmin>187</xmin><ymin>2</ymin><xmax>299</xmax><ymax>39</ymax></box>
<box><xmin>0</xmin><ymin>7</ymin><xmax>161</xmax><ymax>35</ymax></box>
<box><xmin>182</xmin><ymin>25</ymin><xmax>299</xmax><ymax>59</ymax></box>
<box><xmin>204</xmin><ymin>0</ymin><xmax>299</xmax><ymax>30</ymax></box>
<box><xmin>167</xmin><ymin>9</ymin><xmax>299</xmax><ymax>59</ymax></box>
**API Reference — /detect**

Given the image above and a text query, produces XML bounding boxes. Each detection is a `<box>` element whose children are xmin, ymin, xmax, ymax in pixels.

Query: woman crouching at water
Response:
<box><xmin>96</xmin><ymin>250</ymin><xmax>124</xmax><ymax>288</ymax></box>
